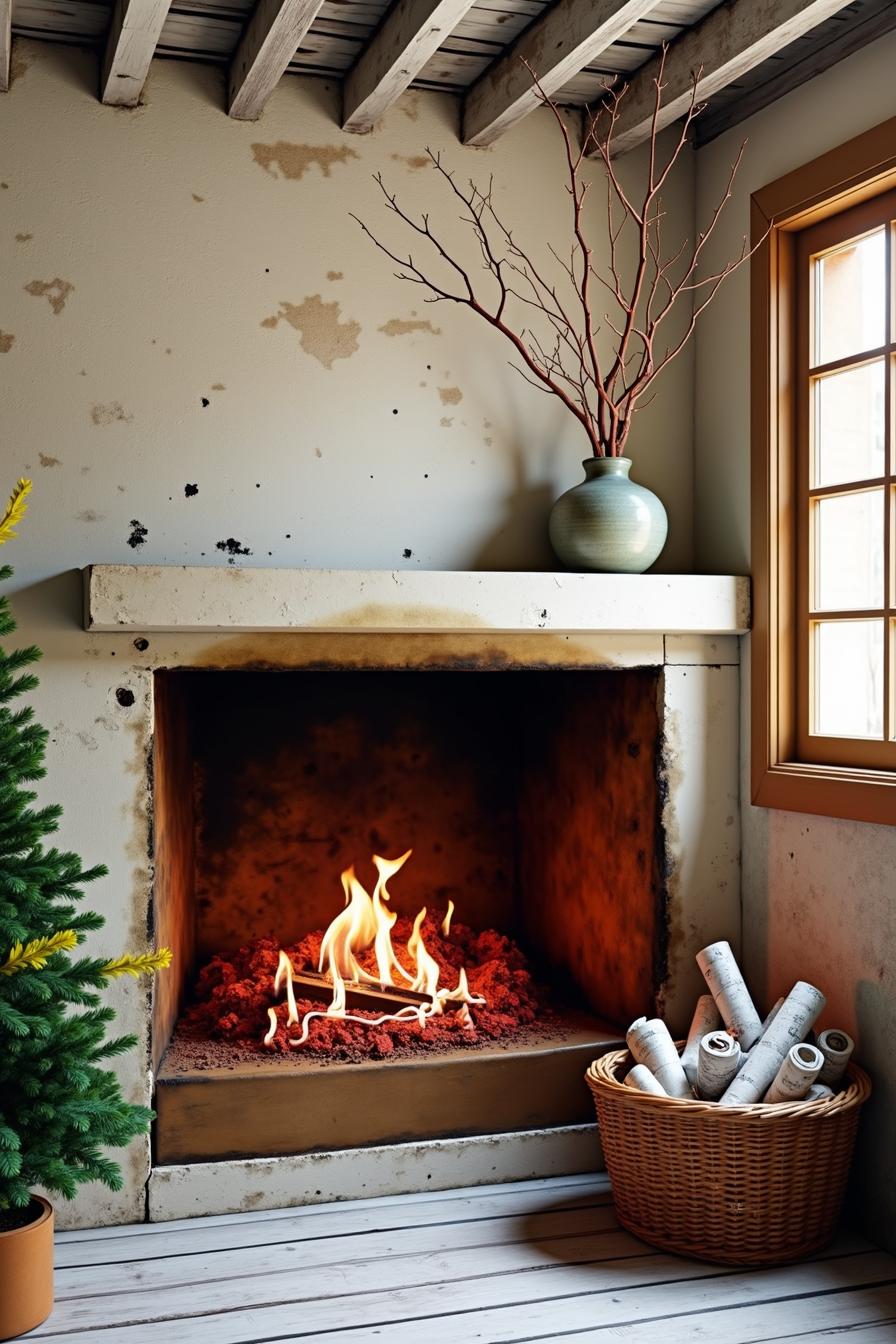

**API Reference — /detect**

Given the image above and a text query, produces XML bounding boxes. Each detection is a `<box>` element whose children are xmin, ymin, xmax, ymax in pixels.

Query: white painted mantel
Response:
<box><xmin>69</xmin><ymin>563</ymin><xmax>747</xmax><ymax>1226</ymax></box>
<box><xmin>84</xmin><ymin>565</ymin><xmax>751</xmax><ymax>636</ymax></box>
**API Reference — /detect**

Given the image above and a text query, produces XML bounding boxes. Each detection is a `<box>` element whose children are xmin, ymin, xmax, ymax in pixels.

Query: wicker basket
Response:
<box><xmin>586</xmin><ymin>1046</ymin><xmax>871</xmax><ymax>1265</ymax></box>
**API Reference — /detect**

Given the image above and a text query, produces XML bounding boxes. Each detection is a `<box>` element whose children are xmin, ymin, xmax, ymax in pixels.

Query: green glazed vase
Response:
<box><xmin>548</xmin><ymin>456</ymin><xmax>668</xmax><ymax>573</ymax></box>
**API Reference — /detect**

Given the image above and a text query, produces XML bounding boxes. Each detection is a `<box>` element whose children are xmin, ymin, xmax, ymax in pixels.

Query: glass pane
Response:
<box><xmin>815</xmin><ymin>229</ymin><xmax>885</xmax><ymax>365</ymax></box>
<box><xmin>814</xmin><ymin>362</ymin><xmax>885</xmax><ymax>487</ymax></box>
<box><xmin>814</xmin><ymin>620</ymin><xmax>883</xmax><ymax>738</ymax></box>
<box><xmin>814</xmin><ymin>489</ymin><xmax>884</xmax><ymax>610</ymax></box>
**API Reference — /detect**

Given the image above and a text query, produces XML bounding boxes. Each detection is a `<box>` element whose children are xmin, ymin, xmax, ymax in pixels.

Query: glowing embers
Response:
<box><xmin>264</xmin><ymin>851</ymin><xmax>484</xmax><ymax>1048</ymax></box>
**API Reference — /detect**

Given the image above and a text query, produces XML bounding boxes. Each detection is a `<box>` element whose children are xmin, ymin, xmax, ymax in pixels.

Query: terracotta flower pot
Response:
<box><xmin>0</xmin><ymin>1197</ymin><xmax>54</xmax><ymax>1340</ymax></box>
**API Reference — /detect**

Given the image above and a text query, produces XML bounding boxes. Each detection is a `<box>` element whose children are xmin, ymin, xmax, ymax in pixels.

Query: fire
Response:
<box><xmin>265</xmin><ymin>849</ymin><xmax>485</xmax><ymax>1048</ymax></box>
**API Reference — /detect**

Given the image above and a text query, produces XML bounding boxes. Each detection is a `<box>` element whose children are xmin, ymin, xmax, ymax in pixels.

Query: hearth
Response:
<box><xmin>151</xmin><ymin>665</ymin><xmax>665</xmax><ymax>1164</ymax></box>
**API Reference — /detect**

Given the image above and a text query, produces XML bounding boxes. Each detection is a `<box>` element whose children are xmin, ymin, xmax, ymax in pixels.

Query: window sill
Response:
<box><xmin>753</xmin><ymin>761</ymin><xmax>896</xmax><ymax>826</ymax></box>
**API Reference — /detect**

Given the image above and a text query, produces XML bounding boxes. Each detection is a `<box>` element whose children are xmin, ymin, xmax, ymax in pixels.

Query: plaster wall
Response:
<box><xmin>0</xmin><ymin>42</ymin><xmax>702</xmax><ymax>1227</ymax></box>
<box><xmin>694</xmin><ymin>32</ymin><xmax>896</xmax><ymax>1248</ymax></box>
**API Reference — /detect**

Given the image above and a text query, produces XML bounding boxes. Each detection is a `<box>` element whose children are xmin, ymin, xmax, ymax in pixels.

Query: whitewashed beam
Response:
<box><xmin>228</xmin><ymin>0</ymin><xmax>325</xmax><ymax>120</ymax></box>
<box><xmin>462</xmin><ymin>0</ymin><xmax>661</xmax><ymax>147</ymax></box>
<box><xmin>100</xmin><ymin>0</ymin><xmax>172</xmax><ymax>106</ymax></box>
<box><xmin>343</xmin><ymin>0</ymin><xmax>476</xmax><ymax>134</ymax></box>
<box><xmin>1</xmin><ymin>0</ymin><xmax>12</xmax><ymax>92</ymax></box>
<box><xmin>601</xmin><ymin>0</ymin><xmax>851</xmax><ymax>156</ymax></box>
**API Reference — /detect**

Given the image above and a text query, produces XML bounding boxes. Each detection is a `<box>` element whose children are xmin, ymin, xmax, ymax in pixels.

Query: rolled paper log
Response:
<box><xmin>680</xmin><ymin>994</ymin><xmax>722</xmax><ymax>1086</ymax></box>
<box><xmin>817</xmin><ymin>1028</ymin><xmax>855</xmax><ymax>1087</ymax></box>
<box><xmin>719</xmin><ymin>981</ymin><xmax>827</xmax><ymax>1107</ymax></box>
<box><xmin>764</xmin><ymin>1042</ymin><xmax>824</xmax><ymax>1103</ymax></box>
<box><xmin>759</xmin><ymin>996</ymin><xmax>785</xmax><ymax>1035</ymax></box>
<box><xmin>696</xmin><ymin>940</ymin><xmax>763</xmax><ymax>1050</ymax></box>
<box><xmin>626</xmin><ymin>1016</ymin><xmax>692</xmax><ymax>1099</ymax></box>
<box><xmin>624</xmin><ymin>1065</ymin><xmax>667</xmax><ymax>1096</ymax></box>
<box><xmin>696</xmin><ymin>1030</ymin><xmax>742</xmax><ymax>1100</ymax></box>
<box><xmin>804</xmin><ymin>1082</ymin><xmax>835</xmax><ymax>1102</ymax></box>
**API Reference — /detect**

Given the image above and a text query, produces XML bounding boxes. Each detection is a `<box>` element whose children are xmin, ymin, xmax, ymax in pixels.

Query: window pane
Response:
<box><xmin>814</xmin><ymin>361</ymin><xmax>885</xmax><ymax>487</ymax></box>
<box><xmin>814</xmin><ymin>489</ymin><xmax>884</xmax><ymax>610</ymax></box>
<box><xmin>815</xmin><ymin>229</ymin><xmax>885</xmax><ymax>365</ymax></box>
<box><xmin>814</xmin><ymin>619</ymin><xmax>883</xmax><ymax>738</ymax></box>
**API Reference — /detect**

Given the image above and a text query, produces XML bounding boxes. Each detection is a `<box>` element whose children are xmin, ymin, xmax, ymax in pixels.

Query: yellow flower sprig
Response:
<box><xmin>100</xmin><ymin>948</ymin><xmax>173</xmax><ymax>980</ymax></box>
<box><xmin>0</xmin><ymin>478</ymin><xmax>32</xmax><ymax>547</ymax></box>
<box><xmin>0</xmin><ymin>930</ymin><xmax>79</xmax><ymax>976</ymax></box>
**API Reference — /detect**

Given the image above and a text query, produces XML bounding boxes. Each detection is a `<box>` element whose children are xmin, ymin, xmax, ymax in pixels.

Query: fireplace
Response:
<box><xmin>75</xmin><ymin>564</ymin><xmax>744</xmax><ymax>1224</ymax></box>
<box><xmin>151</xmin><ymin>665</ymin><xmax>664</xmax><ymax>1164</ymax></box>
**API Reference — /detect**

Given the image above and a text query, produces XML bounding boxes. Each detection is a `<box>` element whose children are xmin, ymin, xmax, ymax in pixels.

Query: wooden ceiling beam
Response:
<box><xmin>343</xmin><ymin>0</ymin><xmax>476</xmax><ymax>134</ymax></box>
<box><xmin>228</xmin><ymin>0</ymin><xmax>325</xmax><ymax>121</ymax></box>
<box><xmin>461</xmin><ymin>0</ymin><xmax>662</xmax><ymax>147</ymax></box>
<box><xmin>101</xmin><ymin>0</ymin><xmax>173</xmax><ymax>106</ymax></box>
<box><xmin>0</xmin><ymin>0</ymin><xmax>10</xmax><ymax>93</ymax></box>
<box><xmin>600</xmin><ymin>0</ymin><xmax>853</xmax><ymax>156</ymax></box>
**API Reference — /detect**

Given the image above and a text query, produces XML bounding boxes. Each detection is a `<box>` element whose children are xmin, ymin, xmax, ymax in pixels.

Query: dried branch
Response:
<box><xmin>354</xmin><ymin>51</ymin><xmax>765</xmax><ymax>457</ymax></box>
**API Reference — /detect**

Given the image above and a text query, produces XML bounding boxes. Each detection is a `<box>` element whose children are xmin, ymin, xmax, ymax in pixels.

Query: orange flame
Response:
<box><xmin>267</xmin><ymin>850</ymin><xmax>484</xmax><ymax>1047</ymax></box>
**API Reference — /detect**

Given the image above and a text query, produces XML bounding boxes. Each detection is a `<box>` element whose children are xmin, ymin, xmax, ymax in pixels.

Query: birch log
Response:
<box><xmin>696</xmin><ymin>1030</ymin><xmax>742</xmax><ymax>1100</ymax></box>
<box><xmin>626</xmin><ymin>1017</ymin><xmax>692</xmax><ymax>1098</ymax></box>
<box><xmin>679</xmin><ymin>994</ymin><xmax>722</xmax><ymax>1086</ymax></box>
<box><xmin>696</xmin><ymin>941</ymin><xmax>763</xmax><ymax>1049</ymax></box>
<box><xmin>804</xmin><ymin>1082</ymin><xmax>835</xmax><ymax>1102</ymax></box>
<box><xmin>719</xmin><ymin>981</ymin><xmax>826</xmax><ymax>1106</ymax></box>
<box><xmin>764</xmin><ymin>1042</ymin><xmax>824</xmax><ymax>1103</ymax></box>
<box><xmin>817</xmin><ymin>1029</ymin><xmax>855</xmax><ymax>1086</ymax></box>
<box><xmin>624</xmin><ymin>1065</ymin><xmax>667</xmax><ymax>1096</ymax></box>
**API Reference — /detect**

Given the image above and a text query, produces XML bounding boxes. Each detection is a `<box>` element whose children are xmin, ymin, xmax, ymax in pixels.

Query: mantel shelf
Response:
<box><xmin>84</xmin><ymin>565</ymin><xmax>750</xmax><ymax>636</ymax></box>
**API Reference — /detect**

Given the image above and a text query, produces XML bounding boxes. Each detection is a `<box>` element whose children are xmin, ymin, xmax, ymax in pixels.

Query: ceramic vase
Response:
<box><xmin>548</xmin><ymin>456</ymin><xmax>667</xmax><ymax>573</ymax></box>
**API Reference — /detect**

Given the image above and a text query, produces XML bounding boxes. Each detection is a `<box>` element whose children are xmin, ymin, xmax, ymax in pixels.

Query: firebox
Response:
<box><xmin>151</xmin><ymin>664</ymin><xmax>665</xmax><ymax>1165</ymax></box>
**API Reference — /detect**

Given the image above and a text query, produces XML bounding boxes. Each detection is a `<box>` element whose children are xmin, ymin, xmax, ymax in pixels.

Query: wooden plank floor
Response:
<box><xmin>37</xmin><ymin>1174</ymin><xmax>896</xmax><ymax>1342</ymax></box>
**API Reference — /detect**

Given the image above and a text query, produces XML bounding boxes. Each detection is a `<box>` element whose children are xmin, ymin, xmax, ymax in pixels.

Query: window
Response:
<box><xmin>752</xmin><ymin>119</ymin><xmax>896</xmax><ymax>825</ymax></box>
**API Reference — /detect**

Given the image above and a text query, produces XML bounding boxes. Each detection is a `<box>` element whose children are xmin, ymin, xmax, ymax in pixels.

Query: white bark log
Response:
<box><xmin>696</xmin><ymin>1030</ymin><xmax>741</xmax><ymax>1100</ymax></box>
<box><xmin>696</xmin><ymin>940</ymin><xmax>763</xmax><ymax>1050</ymax></box>
<box><xmin>764</xmin><ymin>1042</ymin><xmax>824</xmax><ymax>1104</ymax></box>
<box><xmin>626</xmin><ymin>1017</ymin><xmax>691</xmax><ymax>1098</ymax></box>
<box><xmin>719</xmin><ymin>982</ymin><xmax>827</xmax><ymax>1107</ymax></box>
<box><xmin>679</xmin><ymin>994</ymin><xmax>721</xmax><ymax>1086</ymax></box>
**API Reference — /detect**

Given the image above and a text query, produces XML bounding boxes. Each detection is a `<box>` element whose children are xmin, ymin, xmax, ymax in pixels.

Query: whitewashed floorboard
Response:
<box><xmin>37</xmin><ymin>1175</ymin><xmax>896</xmax><ymax>1343</ymax></box>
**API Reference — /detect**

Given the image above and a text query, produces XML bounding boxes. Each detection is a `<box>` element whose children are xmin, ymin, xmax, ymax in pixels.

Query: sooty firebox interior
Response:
<box><xmin>151</xmin><ymin>665</ymin><xmax>666</xmax><ymax>1165</ymax></box>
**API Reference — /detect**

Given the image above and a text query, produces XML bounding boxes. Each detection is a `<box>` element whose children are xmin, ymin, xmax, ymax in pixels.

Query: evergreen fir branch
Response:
<box><xmin>0</xmin><ymin>479</ymin><xmax>32</xmax><ymax>547</ymax></box>
<box><xmin>0</xmin><ymin>929</ymin><xmax>79</xmax><ymax>976</ymax></box>
<box><xmin>100</xmin><ymin>948</ymin><xmax>173</xmax><ymax>979</ymax></box>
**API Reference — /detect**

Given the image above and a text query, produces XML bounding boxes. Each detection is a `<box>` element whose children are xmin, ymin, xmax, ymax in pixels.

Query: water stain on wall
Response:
<box><xmin>9</xmin><ymin>45</ymin><xmax>34</xmax><ymax>85</ymax></box>
<box><xmin>38</xmin><ymin>453</ymin><xmax>60</xmax><ymax>467</ymax></box>
<box><xmin>77</xmin><ymin>509</ymin><xmax>106</xmax><ymax>523</ymax></box>
<box><xmin>251</xmin><ymin>142</ymin><xmax>359</xmax><ymax>181</ymax></box>
<box><xmin>438</xmin><ymin>386</ymin><xmax>463</xmax><ymax>405</ymax></box>
<box><xmin>192</xmin><ymin>194</ymin><xmax>205</xmax><ymax>203</ymax></box>
<box><xmin>261</xmin><ymin>296</ymin><xmax>361</xmax><ymax>369</ymax></box>
<box><xmin>211</xmin><ymin>382</ymin><xmax>225</xmax><ymax>391</ymax></box>
<box><xmin>24</xmin><ymin>277</ymin><xmax>74</xmax><ymax>315</ymax></box>
<box><xmin>391</xmin><ymin>154</ymin><xmax>430</xmax><ymax>170</ymax></box>
<box><xmin>379</xmin><ymin>319</ymin><xmax>441</xmax><ymax>337</ymax></box>
<box><xmin>326</xmin><ymin>271</ymin><xmax>343</xmax><ymax>281</ymax></box>
<box><xmin>440</xmin><ymin>416</ymin><xmax>453</xmax><ymax>427</ymax></box>
<box><xmin>0</xmin><ymin>332</ymin><xmax>14</xmax><ymax>353</ymax></box>
<box><xmin>15</xmin><ymin>232</ymin><xmax>33</xmax><ymax>242</ymax></box>
<box><xmin>91</xmin><ymin>401</ymin><xmax>133</xmax><ymax>426</ymax></box>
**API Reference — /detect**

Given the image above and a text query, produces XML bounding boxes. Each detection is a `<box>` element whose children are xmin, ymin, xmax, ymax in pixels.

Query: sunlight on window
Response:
<box><xmin>814</xmin><ymin>620</ymin><xmax>883</xmax><ymax>739</ymax></box>
<box><xmin>815</xmin><ymin>230</ymin><xmax>885</xmax><ymax>366</ymax></box>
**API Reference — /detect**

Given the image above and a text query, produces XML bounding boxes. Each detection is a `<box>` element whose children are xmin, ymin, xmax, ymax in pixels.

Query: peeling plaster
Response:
<box><xmin>24</xmin><ymin>277</ymin><xmax>73</xmax><ymax>315</ymax></box>
<box><xmin>379</xmin><ymin>318</ymin><xmax>441</xmax><ymax>337</ymax></box>
<box><xmin>438</xmin><ymin>386</ymin><xmax>463</xmax><ymax>405</ymax></box>
<box><xmin>38</xmin><ymin>453</ymin><xmax>60</xmax><ymax>467</ymax></box>
<box><xmin>261</xmin><ymin>296</ymin><xmax>361</xmax><ymax>369</ymax></box>
<box><xmin>251</xmin><ymin>142</ymin><xmax>359</xmax><ymax>181</ymax></box>
<box><xmin>326</xmin><ymin>270</ymin><xmax>343</xmax><ymax>281</ymax></box>
<box><xmin>390</xmin><ymin>153</ymin><xmax>430</xmax><ymax>170</ymax></box>
<box><xmin>0</xmin><ymin>332</ymin><xmax>14</xmax><ymax>353</ymax></box>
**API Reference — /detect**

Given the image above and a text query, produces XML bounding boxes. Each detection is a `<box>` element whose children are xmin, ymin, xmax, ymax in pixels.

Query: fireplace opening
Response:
<box><xmin>151</xmin><ymin>665</ymin><xmax>666</xmax><ymax>1165</ymax></box>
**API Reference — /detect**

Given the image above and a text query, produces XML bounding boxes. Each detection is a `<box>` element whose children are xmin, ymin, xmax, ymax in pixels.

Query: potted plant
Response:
<box><xmin>0</xmin><ymin>479</ymin><xmax>170</xmax><ymax>1341</ymax></box>
<box><xmin>355</xmin><ymin>54</ymin><xmax>756</xmax><ymax>572</ymax></box>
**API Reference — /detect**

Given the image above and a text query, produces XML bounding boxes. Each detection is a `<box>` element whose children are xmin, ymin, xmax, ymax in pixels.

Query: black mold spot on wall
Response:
<box><xmin>185</xmin><ymin>484</ymin><xmax>199</xmax><ymax>497</ymax></box>
<box><xmin>127</xmin><ymin>520</ymin><xmax>148</xmax><ymax>548</ymax></box>
<box><xmin>115</xmin><ymin>687</ymin><xmax>135</xmax><ymax>707</ymax></box>
<box><xmin>216</xmin><ymin>538</ymin><xmax>252</xmax><ymax>565</ymax></box>
<box><xmin>403</xmin><ymin>548</ymin><xmax>413</xmax><ymax>559</ymax></box>
<box><xmin>134</xmin><ymin>638</ymin><xmax>150</xmax><ymax>652</ymax></box>
<box><xmin>201</xmin><ymin>397</ymin><xmax>210</xmax><ymax>408</ymax></box>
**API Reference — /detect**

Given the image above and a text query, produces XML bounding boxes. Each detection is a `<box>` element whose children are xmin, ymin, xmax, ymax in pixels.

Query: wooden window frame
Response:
<box><xmin>752</xmin><ymin>115</ymin><xmax>896</xmax><ymax>826</ymax></box>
